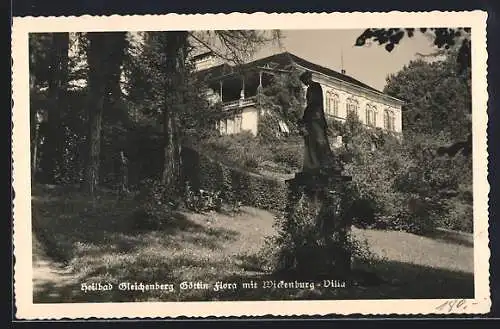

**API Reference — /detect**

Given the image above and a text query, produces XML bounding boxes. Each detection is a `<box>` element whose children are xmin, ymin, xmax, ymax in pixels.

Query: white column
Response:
<box><xmin>240</xmin><ymin>77</ymin><xmax>245</xmax><ymax>100</ymax></box>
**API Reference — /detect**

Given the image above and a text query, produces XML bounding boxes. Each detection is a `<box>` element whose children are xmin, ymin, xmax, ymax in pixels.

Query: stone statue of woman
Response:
<box><xmin>298</xmin><ymin>71</ymin><xmax>343</xmax><ymax>176</ymax></box>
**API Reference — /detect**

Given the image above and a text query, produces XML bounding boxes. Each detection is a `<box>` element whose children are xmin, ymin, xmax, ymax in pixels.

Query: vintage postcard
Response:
<box><xmin>12</xmin><ymin>11</ymin><xmax>490</xmax><ymax>319</ymax></box>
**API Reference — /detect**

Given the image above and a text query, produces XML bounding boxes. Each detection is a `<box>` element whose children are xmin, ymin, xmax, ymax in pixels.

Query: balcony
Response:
<box><xmin>222</xmin><ymin>96</ymin><xmax>257</xmax><ymax>111</ymax></box>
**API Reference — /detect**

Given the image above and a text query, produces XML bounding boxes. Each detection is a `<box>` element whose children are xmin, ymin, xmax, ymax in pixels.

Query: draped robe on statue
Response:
<box><xmin>301</xmin><ymin>81</ymin><xmax>337</xmax><ymax>173</ymax></box>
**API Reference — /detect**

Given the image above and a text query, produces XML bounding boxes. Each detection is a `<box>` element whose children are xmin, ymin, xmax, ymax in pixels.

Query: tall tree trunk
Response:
<box><xmin>39</xmin><ymin>33</ymin><xmax>69</xmax><ymax>184</ymax></box>
<box><xmin>83</xmin><ymin>32</ymin><xmax>127</xmax><ymax>195</ymax></box>
<box><xmin>84</xmin><ymin>33</ymin><xmax>107</xmax><ymax>195</ymax></box>
<box><xmin>161</xmin><ymin>32</ymin><xmax>188</xmax><ymax>194</ymax></box>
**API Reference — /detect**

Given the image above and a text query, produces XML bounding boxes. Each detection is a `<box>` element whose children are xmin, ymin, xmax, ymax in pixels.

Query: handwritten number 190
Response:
<box><xmin>436</xmin><ymin>299</ymin><xmax>468</xmax><ymax>312</ymax></box>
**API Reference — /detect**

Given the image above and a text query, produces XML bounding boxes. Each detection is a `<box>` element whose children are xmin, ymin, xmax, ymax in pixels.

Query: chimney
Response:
<box><xmin>341</xmin><ymin>69</ymin><xmax>346</xmax><ymax>75</ymax></box>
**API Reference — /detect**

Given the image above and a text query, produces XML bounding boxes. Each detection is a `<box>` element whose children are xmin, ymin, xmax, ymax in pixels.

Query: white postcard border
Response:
<box><xmin>12</xmin><ymin>11</ymin><xmax>490</xmax><ymax>319</ymax></box>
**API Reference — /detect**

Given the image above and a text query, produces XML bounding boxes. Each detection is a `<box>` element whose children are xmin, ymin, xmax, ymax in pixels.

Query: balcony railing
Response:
<box><xmin>222</xmin><ymin>96</ymin><xmax>257</xmax><ymax>110</ymax></box>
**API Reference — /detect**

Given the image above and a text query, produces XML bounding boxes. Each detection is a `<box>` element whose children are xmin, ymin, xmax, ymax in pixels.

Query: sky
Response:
<box><xmin>253</xmin><ymin>29</ymin><xmax>436</xmax><ymax>92</ymax></box>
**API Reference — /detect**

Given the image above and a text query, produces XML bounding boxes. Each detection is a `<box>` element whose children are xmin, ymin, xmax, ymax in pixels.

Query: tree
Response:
<box><xmin>44</xmin><ymin>33</ymin><xmax>69</xmax><ymax>183</ymax></box>
<box><xmin>160</xmin><ymin>32</ymin><xmax>188</xmax><ymax>190</ymax></box>
<box><xmin>374</xmin><ymin>46</ymin><xmax>473</xmax><ymax>233</ymax></box>
<box><xmin>28</xmin><ymin>34</ymin><xmax>49</xmax><ymax>183</ymax></box>
<box><xmin>257</xmin><ymin>68</ymin><xmax>305</xmax><ymax>139</ymax></box>
<box><xmin>189</xmin><ymin>30</ymin><xmax>282</xmax><ymax>66</ymax></box>
<box><xmin>355</xmin><ymin>28</ymin><xmax>472</xmax><ymax>156</ymax></box>
<box><xmin>384</xmin><ymin>56</ymin><xmax>471</xmax><ymax>143</ymax></box>
<box><xmin>83</xmin><ymin>32</ymin><xmax>128</xmax><ymax>195</ymax></box>
<box><xmin>29</xmin><ymin>33</ymin><xmax>70</xmax><ymax>184</ymax></box>
<box><xmin>127</xmin><ymin>30</ymin><xmax>281</xmax><ymax>197</ymax></box>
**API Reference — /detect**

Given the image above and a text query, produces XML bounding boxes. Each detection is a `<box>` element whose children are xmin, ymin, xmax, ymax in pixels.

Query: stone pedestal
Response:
<box><xmin>280</xmin><ymin>170</ymin><xmax>352</xmax><ymax>278</ymax></box>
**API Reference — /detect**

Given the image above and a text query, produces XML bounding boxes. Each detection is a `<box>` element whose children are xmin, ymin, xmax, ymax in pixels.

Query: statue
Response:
<box><xmin>279</xmin><ymin>72</ymin><xmax>353</xmax><ymax>277</ymax></box>
<box><xmin>298</xmin><ymin>71</ymin><xmax>343</xmax><ymax>177</ymax></box>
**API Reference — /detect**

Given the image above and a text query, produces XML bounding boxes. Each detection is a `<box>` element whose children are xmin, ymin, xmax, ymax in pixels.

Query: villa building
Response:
<box><xmin>193</xmin><ymin>51</ymin><xmax>404</xmax><ymax>136</ymax></box>
<box><xmin>65</xmin><ymin>32</ymin><xmax>404</xmax><ymax>138</ymax></box>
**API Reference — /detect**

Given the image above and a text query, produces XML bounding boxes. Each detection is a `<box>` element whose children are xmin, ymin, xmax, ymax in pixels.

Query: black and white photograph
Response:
<box><xmin>12</xmin><ymin>12</ymin><xmax>490</xmax><ymax>318</ymax></box>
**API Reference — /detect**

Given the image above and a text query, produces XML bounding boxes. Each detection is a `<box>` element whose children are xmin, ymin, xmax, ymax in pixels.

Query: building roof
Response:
<box><xmin>285</xmin><ymin>52</ymin><xmax>383</xmax><ymax>94</ymax></box>
<box><xmin>197</xmin><ymin>51</ymin><xmax>402</xmax><ymax>102</ymax></box>
<box><xmin>196</xmin><ymin>63</ymin><xmax>231</xmax><ymax>80</ymax></box>
<box><xmin>191</xmin><ymin>50</ymin><xmax>215</xmax><ymax>61</ymax></box>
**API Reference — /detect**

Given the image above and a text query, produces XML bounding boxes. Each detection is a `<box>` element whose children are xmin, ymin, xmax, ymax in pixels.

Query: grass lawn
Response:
<box><xmin>32</xmin><ymin>184</ymin><xmax>474</xmax><ymax>303</ymax></box>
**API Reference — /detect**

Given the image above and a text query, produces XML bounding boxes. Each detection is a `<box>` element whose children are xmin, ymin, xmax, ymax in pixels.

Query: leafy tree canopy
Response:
<box><xmin>384</xmin><ymin>55</ymin><xmax>471</xmax><ymax>144</ymax></box>
<box><xmin>355</xmin><ymin>28</ymin><xmax>472</xmax><ymax>156</ymax></box>
<box><xmin>258</xmin><ymin>69</ymin><xmax>305</xmax><ymax>128</ymax></box>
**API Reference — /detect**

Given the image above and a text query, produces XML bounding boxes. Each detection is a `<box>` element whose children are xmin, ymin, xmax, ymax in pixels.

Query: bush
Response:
<box><xmin>440</xmin><ymin>200</ymin><xmax>473</xmax><ymax>233</ymax></box>
<box><xmin>338</xmin><ymin>129</ymin><xmax>407</xmax><ymax>229</ymax></box>
<box><xmin>270</xmin><ymin>142</ymin><xmax>303</xmax><ymax>171</ymax></box>
<box><xmin>339</xmin><ymin>118</ymin><xmax>473</xmax><ymax>235</ymax></box>
<box><xmin>197</xmin><ymin>130</ymin><xmax>305</xmax><ymax>174</ymax></box>
<box><xmin>133</xmin><ymin>178</ymin><xmax>177</xmax><ymax>229</ymax></box>
<box><xmin>257</xmin><ymin>113</ymin><xmax>281</xmax><ymax>144</ymax></box>
<box><xmin>200</xmin><ymin>132</ymin><xmax>267</xmax><ymax>171</ymax></box>
<box><xmin>271</xmin><ymin>195</ymin><xmax>342</xmax><ymax>274</ymax></box>
<box><xmin>189</xmin><ymin>115</ymin><xmax>473</xmax><ymax>236</ymax></box>
<box><xmin>266</xmin><ymin>176</ymin><xmax>380</xmax><ymax>276</ymax></box>
<box><xmin>182</xmin><ymin>146</ymin><xmax>287</xmax><ymax>212</ymax></box>
<box><xmin>243</xmin><ymin>155</ymin><xmax>260</xmax><ymax>170</ymax></box>
<box><xmin>184</xmin><ymin>182</ymin><xmax>223</xmax><ymax>213</ymax></box>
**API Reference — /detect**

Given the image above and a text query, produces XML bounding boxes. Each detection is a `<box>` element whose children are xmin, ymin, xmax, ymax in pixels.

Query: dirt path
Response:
<box><xmin>32</xmin><ymin>236</ymin><xmax>80</xmax><ymax>302</ymax></box>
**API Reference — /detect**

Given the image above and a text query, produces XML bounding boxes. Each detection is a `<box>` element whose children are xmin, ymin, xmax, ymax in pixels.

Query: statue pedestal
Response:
<box><xmin>279</xmin><ymin>170</ymin><xmax>353</xmax><ymax>278</ymax></box>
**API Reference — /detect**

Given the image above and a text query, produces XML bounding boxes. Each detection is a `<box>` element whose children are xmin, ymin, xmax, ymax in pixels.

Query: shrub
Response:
<box><xmin>257</xmin><ymin>113</ymin><xmax>281</xmax><ymax>144</ymax></box>
<box><xmin>338</xmin><ymin>128</ymin><xmax>408</xmax><ymax>229</ymax></box>
<box><xmin>270</xmin><ymin>142</ymin><xmax>303</xmax><ymax>171</ymax></box>
<box><xmin>440</xmin><ymin>199</ymin><xmax>473</xmax><ymax>233</ymax></box>
<box><xmin>182</xmin><ymin>146</ymin><xmax>287</xmax><ymax>212</ymax></box>
<box><xmin>184</xmin><ymin>182</ymin><xmax>223</xmax><ymax>213</ymax></box>
<box><xmin>196</xmin><ymin>130</ymin><xmax>305</xmax><ymax>174</ymax></box>
<box><xmin>200</xmin><ymin>132</ymin><xmax>268</xmax><ymax>171</ymax></box>
<box><xmin>243</xmin><ymin>154</ymin><xmax>260</xmax><ymax>170</ymax></box>
<box><xmin>271</xmin><ymin>196</ymin><xmax>338</xmax><ymax>274</ymax></box>
<box><xmin>338</xmin><ymin>118</ymin><xmax>473</xmax><ymax>235</ymax></box>
<box><xmin>133</xmin><ymin>178</ymin><xmax>177</xmax><ymax>230</ymax></box>
<box><xmin>267</xmin><ymin>177</ymin><xmax>375</xmax><ymax>276</ymax></box>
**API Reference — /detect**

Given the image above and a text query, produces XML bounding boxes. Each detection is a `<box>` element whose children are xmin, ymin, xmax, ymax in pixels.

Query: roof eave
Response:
<box><xmin>291</xmin><ymin>62</ymin><xmax>405</xmax><ymax>106</ymax></box>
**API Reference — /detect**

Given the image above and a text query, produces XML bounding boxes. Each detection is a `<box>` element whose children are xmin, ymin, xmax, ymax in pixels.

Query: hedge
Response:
<box><xmin>181</xmin><ymin>146</ymin><xmax>288</xmax><ymax>212</ymax></box>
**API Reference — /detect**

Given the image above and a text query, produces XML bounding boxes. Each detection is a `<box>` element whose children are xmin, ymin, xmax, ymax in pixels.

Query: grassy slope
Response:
<box><xmin>32</xmin><ymin>185</ymin><xmax>473</xmax><ymax>303</ymax></box>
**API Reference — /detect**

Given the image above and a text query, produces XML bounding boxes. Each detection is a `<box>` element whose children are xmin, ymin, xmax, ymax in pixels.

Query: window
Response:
<box><xmin>346</xmin><ymin>97</ymin><xmax>359</xmax><ymax>119</ymax></box>
<box><xmin>365</xmin><ymin>104</ymin><xmax>377</xmax><ymax>127</ymax></box>
<box><xmin>326</xmin><ymin>92</ymin><xmax>339</xmax><ymax>117</ymax></box>
<box><xmin>384</xmin><ymin>108</ymin><xmax>396</xmax><ymax>131</ymax></box>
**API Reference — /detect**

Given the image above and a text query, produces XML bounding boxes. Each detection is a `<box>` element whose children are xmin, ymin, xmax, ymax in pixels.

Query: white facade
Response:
<box><xmin>217</xmin><ymin>100</ymin><xmax>259</xmax><ymax>136</ymax></box>
<box><xmin>217</xmin><ymin>106</ymin><xmax>259</xmax><ymax>136</ymax></box>
<box><xmin>309</xmin><ymin>71</ymin><xmax>403</xmax><ymax>133</ymax></box>
<box><xmin>203</xmin><ymin>54</ymin><xmax>404</xmax><ymax>137</ymax></box>
<box><xmin>215</xmin><ymin>71</ymin><xmax>403</xmax><ymax>137</ymax></box>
